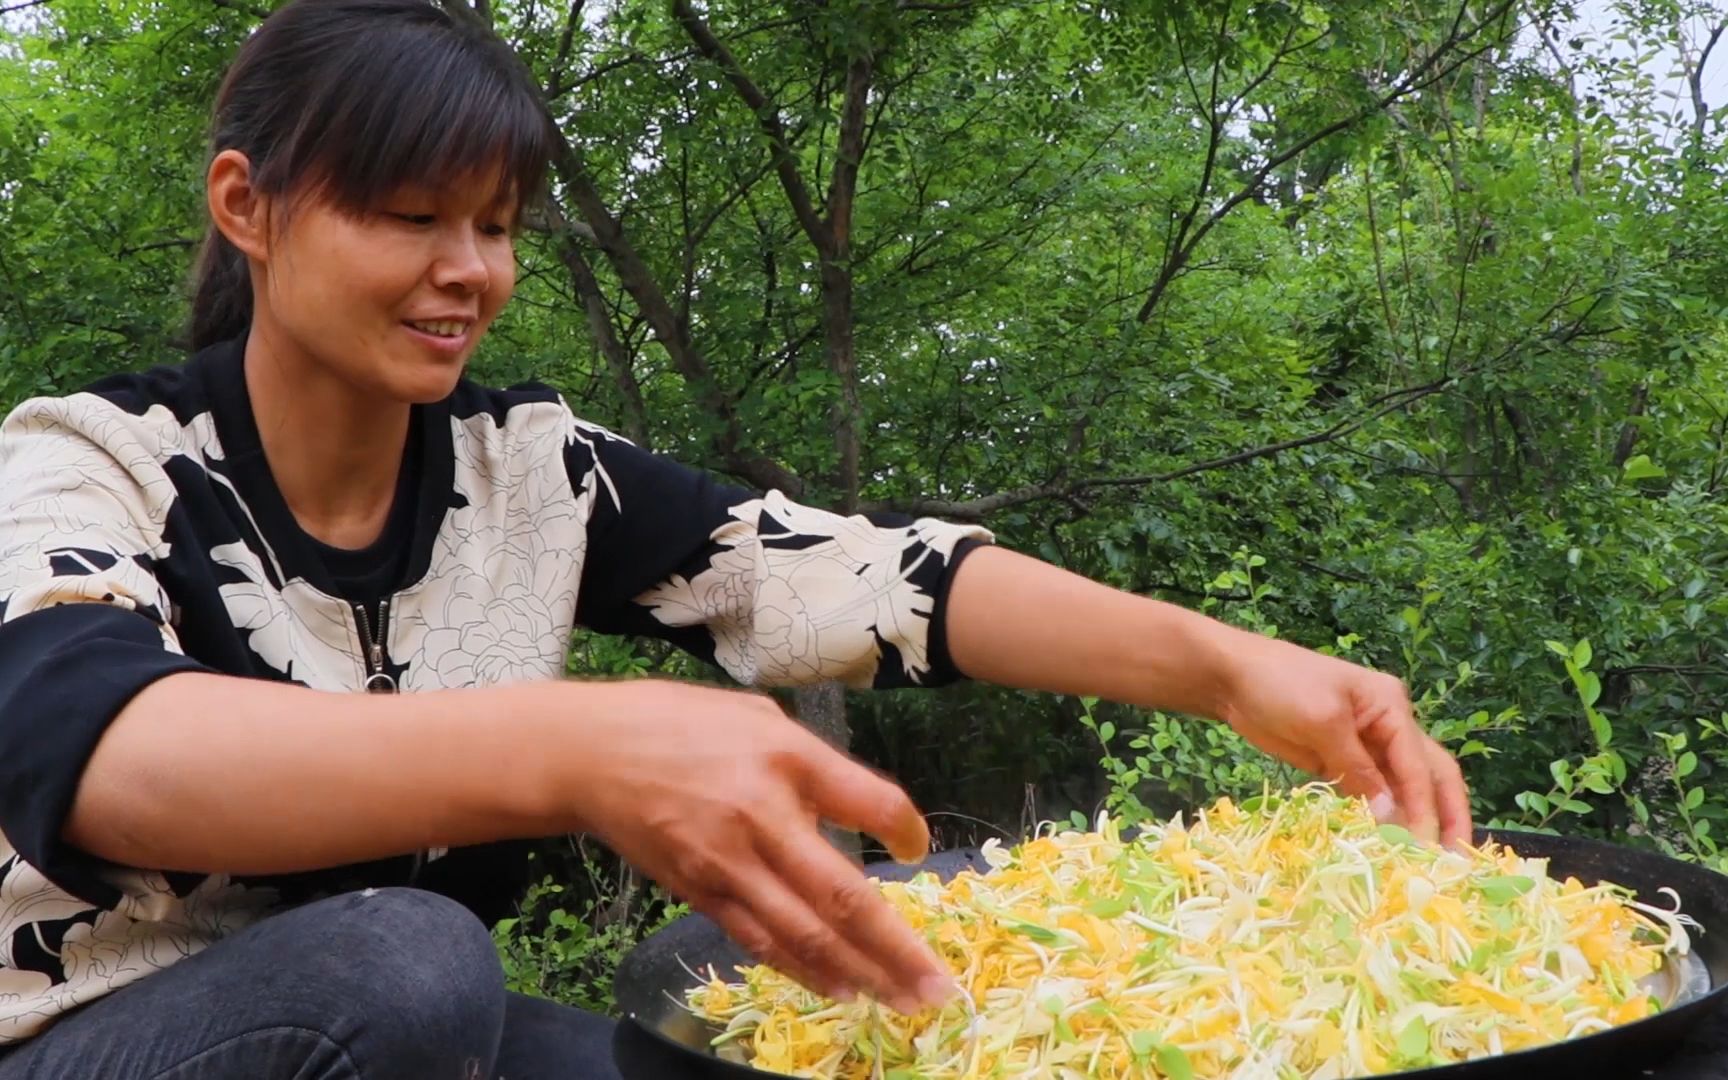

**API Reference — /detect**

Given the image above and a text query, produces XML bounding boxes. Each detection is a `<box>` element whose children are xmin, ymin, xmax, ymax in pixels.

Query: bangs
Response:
<box><xmin>263</xmin><ymin>17</ymin><xmax>551</xmax><ymax>217</ymax></box>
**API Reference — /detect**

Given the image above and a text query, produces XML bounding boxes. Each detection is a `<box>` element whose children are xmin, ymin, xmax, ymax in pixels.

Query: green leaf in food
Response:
<box><xmin>1397</xmin><ymin>1015</ymin><xmax>1430</xmax><ymax>1059</ymax></box>
<box><xmin>1009</xmin><ymin>922</ymin><xmax>1061</xmax><ymax>944</ymax></box>
<box><xmin>1086</xmin><ymin>896</ymin><xmax>1132</xmax><ymax>918</ymax></box>
<box><xmin>1378</xmin><ymin>824</ymin><xmax>1417</xmax><ymax>846</ymax></box>
<box><xmin>1157</xmin><ymin>1042</ymin><xmax>1195</xmax><ymax>1080</ymax></box>
<box><xmin>1478</xmin><ymin>875</ymin><xmax>1536</xmax><ymax>904</ymax></box>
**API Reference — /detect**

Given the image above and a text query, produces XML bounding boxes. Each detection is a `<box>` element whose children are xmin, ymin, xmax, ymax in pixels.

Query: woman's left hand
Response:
<box><xmin>943</xmin><ymin>545</ymin><xmax>1472</xmax><ymax>847</ymax></box>
<box><xmin>1216</xmin><ymin>631</ymin><xmax>1472</xmax><ymax>847</ymax></box>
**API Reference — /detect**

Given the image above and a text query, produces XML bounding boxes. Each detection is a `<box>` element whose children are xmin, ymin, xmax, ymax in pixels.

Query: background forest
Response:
<box><xmin>4</xmin><ymin>0</ymin><xmax>1728</xmax><ymax>1012</ymax></box>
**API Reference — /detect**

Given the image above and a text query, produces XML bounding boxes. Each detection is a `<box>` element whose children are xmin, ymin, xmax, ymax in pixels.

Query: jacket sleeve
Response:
<box><xmin>0</xmin><ymin>396</ymin><xmax>209</xmax><ymax>907</ymax></box>
<box><xmin>565</xmin><ymin>415</ymin><xmax>993</xmax><ymax>690</ymax></box>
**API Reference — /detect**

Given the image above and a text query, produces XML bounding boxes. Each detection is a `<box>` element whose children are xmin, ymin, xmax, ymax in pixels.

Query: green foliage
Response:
<box><xmin>492</xmin><ymin>852</ymin><xmax>688</xmax><ymax>1015</ymax></box>
<box><xmin>1077</xmin><ymin>549</ymin><xmax>1309</xmax><ymax>824</ymax></box>
<box><xmin>9</xmin><ymin>0</ymin><xmax>1728</xmax><ymax>1010</ymax></box>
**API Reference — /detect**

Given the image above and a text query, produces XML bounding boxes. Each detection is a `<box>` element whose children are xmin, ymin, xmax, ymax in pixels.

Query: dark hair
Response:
<box><xmin>190</xmin><ymin>0</ymin><xmax>553</xmax><ymax>349</ymax></box>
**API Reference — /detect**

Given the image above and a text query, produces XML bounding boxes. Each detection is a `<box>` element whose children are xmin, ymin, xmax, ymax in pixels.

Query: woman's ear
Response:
<box><xmin>207</xmin><ymin>149</ymin><xmax>269</xmax><ymax>261</ymax></box>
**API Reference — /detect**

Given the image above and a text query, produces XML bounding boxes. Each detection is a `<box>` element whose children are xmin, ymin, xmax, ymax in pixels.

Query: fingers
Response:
<box><xmin>1311</xmin><ymin>728</ymin><xmax>1391</xmax><ymax>808</ymax></box>
<box><xmin>703</xmin><ymin>853</ymin><xmax>912</xmax><ymax>1010</ymax></box>
<box><xmin>758</xmin><ymin>823</ymin><xmax>953</xmax><ymax>1014</ymax></box>
<box><xmin>1426</xmin><ymin>736</ymin><xmax>1473</xmax><ymax>848</ymax></box>
<box><xmin>794</xmin><ymin>745</ymin><xmax>930</xmax><ymax>865</ymax></box>
<box><xmin>600</xmin><ymin>688</ymin><xmax>948</xmax><ymax>1016</ymax></box>
<box><xmin>1237</xmin><ymin>727</ymin><xmax>1324</xmax><ymax>777</ymax></box>
<box><xmin>1357</xmin><ymin>678</ymin><xmax>1440</xmax><ymax>843</ymax></box>
<box><xmin>657</xmin><ymin>706</ymin><xmax>946</xmax><ymax>1014</ymax></box>
<box><xmin>702</xmin><ymin>895</ymin><xmax>842</xmax><ymax>1002</ymax></box>
<box><xmin>699</xmin><ymin>723</ymin><xmax>949</xmax><ymax>1014</ymax></box>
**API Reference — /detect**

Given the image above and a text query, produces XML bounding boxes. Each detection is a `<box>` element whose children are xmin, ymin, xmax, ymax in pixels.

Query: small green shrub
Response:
<box><xmin>1078</xmin><ymin>550</ymin><xmax>1728</xmax><ymax>876</ymax></box>
<box><xmin>492</xmin><ymin>847</ymin><xmax>688</xmax><ymax>1015</ymax></box>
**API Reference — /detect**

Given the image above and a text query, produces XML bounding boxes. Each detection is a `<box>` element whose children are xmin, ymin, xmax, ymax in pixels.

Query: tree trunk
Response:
<box><xmin>557</xmin><ymin>232</ymin><xmax>653</xmax><ymax>448</ymax></box>
<box><xmin>793</xmin><ymin>681</ymin><xmax>862</xmax><ymax>861</ymax></box>
<box><xmin>1612</xmin><ymin>384</ymin><xmax>1650</xmax><ymax>468</ymax></box>
<box><xmin>669</xmin><ymin>10</ymin><xmax>884</xmax><ymax>864</ymax></box>
<box><xmin>821</xmin><ymin>258</ymin><xmax>861</xmax><ymax>513</ymax></box>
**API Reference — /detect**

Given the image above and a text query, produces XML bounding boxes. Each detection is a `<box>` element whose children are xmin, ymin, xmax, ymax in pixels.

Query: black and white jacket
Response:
<box><xmin>0</xmin><ymin>338</ymin><xmax>991</xmax><ymax>1046</ymax></box>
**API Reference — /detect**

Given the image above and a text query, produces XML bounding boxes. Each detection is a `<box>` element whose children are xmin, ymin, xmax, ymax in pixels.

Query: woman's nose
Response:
<box><xmin>431</xmin><ymin>229</ymin><xmax>491</xmax><ymax>294</ymax></box>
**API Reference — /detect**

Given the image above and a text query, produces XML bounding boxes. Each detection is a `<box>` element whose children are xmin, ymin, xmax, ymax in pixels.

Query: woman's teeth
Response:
<box><xmin>408</xmin><ymin>320</ymin><xmax>468</xmax><ymax>338</ymax></box>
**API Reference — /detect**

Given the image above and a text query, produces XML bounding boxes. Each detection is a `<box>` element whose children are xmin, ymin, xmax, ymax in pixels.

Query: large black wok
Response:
<box><xmin>613</xmin><ymin>828</ymin><xmax>1728</xmax><ymax>1079</ymax></box>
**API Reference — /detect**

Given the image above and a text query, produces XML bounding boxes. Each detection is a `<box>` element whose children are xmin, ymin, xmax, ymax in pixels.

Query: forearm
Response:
<box><xmin>944</xmin><ymin>545</ymin><xmax>1249</xmax><ymax>719</ymax></box>
<box><xmin>64</xmin><ymin>672</ymin><xmax>582</xmax><ymax>875</ymax></box>
<box><xmin>945</xmin><ymin>546</ymin><xmax>1471</xmax><ymax>844</ymax></box>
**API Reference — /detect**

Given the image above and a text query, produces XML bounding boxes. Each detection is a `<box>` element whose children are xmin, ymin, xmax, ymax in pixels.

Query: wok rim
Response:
<box><xmin>613</xmin><ymin>826</ymin><xmax>1728</xmax><ymax>1079</ymax></box>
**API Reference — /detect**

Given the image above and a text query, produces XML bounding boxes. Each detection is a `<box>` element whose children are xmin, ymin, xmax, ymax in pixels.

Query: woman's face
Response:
<box><xmin>251</xmin><ymin>169</ymin><xmax>518</xmax><ymax>404</ymax></box>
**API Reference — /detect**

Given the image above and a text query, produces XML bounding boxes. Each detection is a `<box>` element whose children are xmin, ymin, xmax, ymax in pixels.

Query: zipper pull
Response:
<box><xmin>354</xmin><ymin>599</ymin><xmax>398</xmax><ymax>694</ymax></box>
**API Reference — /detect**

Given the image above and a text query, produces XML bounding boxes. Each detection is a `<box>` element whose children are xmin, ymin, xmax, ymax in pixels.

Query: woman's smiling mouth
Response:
<box><xmin>404</xmin><ymin>319</ymin><xmax>471</xmax><ymax>338</ymax></box>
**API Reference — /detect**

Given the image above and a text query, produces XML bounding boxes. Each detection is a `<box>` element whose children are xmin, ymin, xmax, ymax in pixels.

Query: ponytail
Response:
<box><xmin>189</xmin><ymin>227</ymin><xmax>253</xmax><ymax>350</ymax></box>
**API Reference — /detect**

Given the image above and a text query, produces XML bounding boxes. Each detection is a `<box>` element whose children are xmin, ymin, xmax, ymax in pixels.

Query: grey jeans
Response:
<box><xmin>0</xmin><ymin>888</ymin><xmax>623</xmax><ymax>1079</ymax></box>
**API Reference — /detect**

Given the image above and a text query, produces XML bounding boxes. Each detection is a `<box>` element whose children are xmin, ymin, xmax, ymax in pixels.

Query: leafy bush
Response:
<box><xmin>1077</xmin><ymin>549</ymin><xmax>1728</xmax><ymax>877</ymax></box>
<box><xmin>492</xmin><ymin>847</ymin><xmax>688</xmax><ymax>1015</ymax></box>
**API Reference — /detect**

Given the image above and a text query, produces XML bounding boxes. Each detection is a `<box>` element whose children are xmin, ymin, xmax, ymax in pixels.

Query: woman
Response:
<box><xmin>0</xmin><ymin>1</ymin><xmax>1469</xmax><ymax>1076</ymax></box>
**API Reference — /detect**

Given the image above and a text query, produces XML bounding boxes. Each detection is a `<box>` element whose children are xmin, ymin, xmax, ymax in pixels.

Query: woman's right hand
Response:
<box><xmin>559</xmin><ymin>678</ymin><xmax>956</xmax><ymax>1016</ymax></box>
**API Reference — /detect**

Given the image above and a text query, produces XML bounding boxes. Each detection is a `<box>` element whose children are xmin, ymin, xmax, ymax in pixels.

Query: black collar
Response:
<box><xmin>189</xmin><ymin>336</ymin><xmax>456</xmax><ymax>596</ymax></box>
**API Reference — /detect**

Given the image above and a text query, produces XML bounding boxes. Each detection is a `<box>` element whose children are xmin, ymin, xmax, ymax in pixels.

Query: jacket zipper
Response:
<box><xmin>352</xmin><ymin>596</ymin><xmax>425</xmax><ymax>883</ymax></box>
<box><xmin>353</xmin><ymin>597</ymin><xmax>397</xmax><ymax>694</ymax></box>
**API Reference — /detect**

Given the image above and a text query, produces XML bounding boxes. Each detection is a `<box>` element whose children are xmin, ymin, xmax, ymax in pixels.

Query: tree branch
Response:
<box><xmin>545</xmin><ymin>0</ymin><xmax>586</xmax><ymax>99</ymax></box>
<box><xmin>1105</xmin><ymin>379</ymin><xmax>1453</xmax><ymax>485</ymax></box>
<box><xmin>1533</xmin><ymin>11</ymin><xmax>1585</xmax><ymax>194</ymax></box>
<box><xmin>868</xmin><ymin>374</ymin><xmax>1461</xmax><ymax>520</ymax></box>
<box><xmin>116</xmin><ymin>237</ymin><xmax>198</xmax><ymax>257</ymax></box>
<box><xmin>687</xmin><ymin>157</ymin><xmax>776</xmax><ymax>257</ymax></box>
<box><xmin>550</xmin><ymin>132</ymin><xmax>804</xmax><ymax>496</ymax></box>
<box><xmin>1709</xmin><ymin>410</ymin><xmax>1728</xmax><ymax>494</ymax></box>
<box><xmin>1362</xmin><ymin>151</ymin><xmax>1405</xmax><ymax>367</ymax></box>
<box><xmin>671</xmin><ymin>0</ymin><xmax>827</xmax><ymax>250</ymax></box>
<box><xmin>1229</xmin><ymin>22</ymin><xmax>1317</xmax><ymax>112</ymax></box>
<box><xmin>1607</xmin><ymin>664</ymin><xmax>1726</xmax><ymax>678</ymax></box>
<box><xmin>557</xmin><ymin>13</ymin><xmax>815</xmax><ymax>97</ymax></box>
<box><xmin>1612</xmin><ymin>383</ymin><xmax>1649</xmax><ymax>468</ymax></box>
<box><xmin>565</xmin><ymin>51</ymin><xmax>661</xmax><ymax>94</ymax></box>
<box><xmin>435</xmin><ymin>1</ymin><xmax>811</xmax><ymax>494</ymax></box>
<box><xmin>553</xmin><ymin>221</ymin><xmax>652</xmax><ymax>448</ymax></box>
<box><xmin>827</xmin><ymin>55</ymin><xmax>873</xmax><ymax>249</ymax></box>
<box><xmin>1295</xmin><ymin>558</ymin><xmax>1374</xmax><ymax>586</ymax></box>
<box><xmin>1135</xmin><ymin>0</ymin><xmax>1518</xmax><ymax>323</ymax></box>
<box><xmin>881</xmin><ymin>280</ymin><xmax>1608</xmax><ymax>521</ymax></box>
<box><xmin>1688</xmin><ymin>19</ymin><xmax>1726</xmax><ymax>145</ymax></box>
<box><xmin>1155</xmin><ymin>8</ymin><xmax>1229</xmax><ymax>317</ymax></box>
<box><xmin>58</xmin><ymin>315</ymin><xmax>172</xmax><ymax>349</ymax></box>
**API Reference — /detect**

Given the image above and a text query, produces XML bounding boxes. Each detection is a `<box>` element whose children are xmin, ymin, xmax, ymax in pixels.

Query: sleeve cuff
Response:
<box><xmin>924</xmin><ymin>536</ymin><xmax>991</xmax><ymax>686</ymax></box>
<box><xmin>0</xmin><ymin>604</ymin><xmax>209</xmax><ymax>908</ymax></box>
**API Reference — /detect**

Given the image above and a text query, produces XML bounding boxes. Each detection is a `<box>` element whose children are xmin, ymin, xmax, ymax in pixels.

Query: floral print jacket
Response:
<box><xmin>0</xmin><ymin>337</ymin><xmax>991</xmax><ymax>1046</ymax></box>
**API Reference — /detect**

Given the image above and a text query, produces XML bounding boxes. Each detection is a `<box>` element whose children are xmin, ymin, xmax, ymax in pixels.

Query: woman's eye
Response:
<box><xmin>480</xmin><ymin>223</ymin><xmax>510</xmax><ymax>238</ymax></box>
<box><xmin>390</xmin><ymin>212</ymin><xmax>436</xmax><ymax>226</ymax></box>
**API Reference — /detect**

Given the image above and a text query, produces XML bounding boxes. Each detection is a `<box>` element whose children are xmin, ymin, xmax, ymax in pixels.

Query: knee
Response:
<box><xmin>262</xmin><ymin>888</ymin><xmax>506</xmax><ymax>1075</ymax></box>
<box><xmin>336</xmin><ymin>886</ymin><xmax>503</xmax><ymax>991</ymax></box>
<box><xmin>326</xmin><ymin>887</ymin><xmax>505</xmax><ymax>1023</ymax></box>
